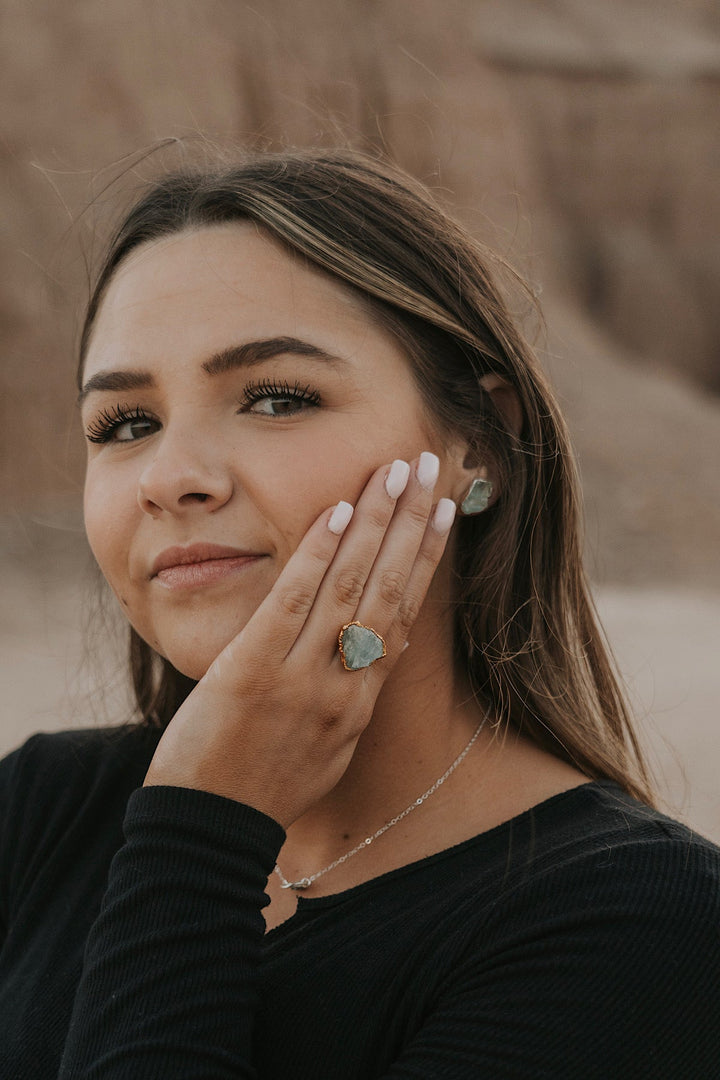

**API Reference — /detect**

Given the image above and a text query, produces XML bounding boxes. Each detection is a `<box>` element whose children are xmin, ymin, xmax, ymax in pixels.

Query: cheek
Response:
<box><xmin>83</xmin><ymin>470</ymin><xmax>135</xmax><ymax>585</ymax></box>
<box><xmin>253</xmin><ymin>441</ymin><xmax>382</xmax><ymax>560</ymax></box>
<box><xmin>254</xmin><ymin>415</ymin><xmax>435</xmax><ymax>568</ymax></box>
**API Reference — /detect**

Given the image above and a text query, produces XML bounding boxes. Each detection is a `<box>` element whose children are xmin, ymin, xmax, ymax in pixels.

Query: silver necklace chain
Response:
<box><xmin>273</xmin><ymin>715</ymin><xmax>487</xmax><ymax>891</ymax></box>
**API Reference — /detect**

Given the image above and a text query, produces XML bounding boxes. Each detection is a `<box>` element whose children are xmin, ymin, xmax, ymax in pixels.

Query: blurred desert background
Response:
<box><xmin>1</xmin><ymin>1</ymin><xmax>718</xmax><ymax>838</ymax></box>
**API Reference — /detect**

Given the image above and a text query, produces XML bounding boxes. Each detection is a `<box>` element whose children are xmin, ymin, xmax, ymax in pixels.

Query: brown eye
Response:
<box><xmin>85</xmin><ymin>405</ymin><xmax>160</xmax><ymax>444</ymax></box>
<box><xmin>114</xmin><ymin>416</ymin><xmax>160</xmax><ymax>441</ymax></box>
<box><xmin>248</xmin><ymin>396</ymin><xmax>308</xmax><ymax>416</ymax></box>
<box><xmin>240</xmin><ymin>379</ymin><xmax>321</xmax><ymax>417</ymax></box>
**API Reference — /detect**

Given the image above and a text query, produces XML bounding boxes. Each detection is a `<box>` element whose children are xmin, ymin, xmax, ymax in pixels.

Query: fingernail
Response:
<box><xmin>328</xmin><ymin>501</ymin><xmax>354</xmax><ymax>535</ymax></box>
<box><xmin>432</xmin><ymin>497</ymin><xmax>456</xmax><ymax>535</ymax></box>
<box><xmin>385</xmin><ymin>459</ymin><xmax>410</xmax><ymax>499</ymax></box>
<box><xmin>417</xmin><ymin>451</ymin><xmax>440</xmax><ymax>491</ymax></box>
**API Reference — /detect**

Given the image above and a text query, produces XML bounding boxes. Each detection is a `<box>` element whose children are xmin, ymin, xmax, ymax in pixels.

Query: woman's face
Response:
<box><xmin>81</xmin><ymin>224</ymin><xmax>453</xmax><ymax>679</ymax></box>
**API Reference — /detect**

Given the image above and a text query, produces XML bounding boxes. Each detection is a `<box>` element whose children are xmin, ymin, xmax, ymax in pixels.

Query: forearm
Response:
<box><xmin>59</xmin><ymin>786</ymin><xmax>284</xmax><ymax>1079</ymax></box>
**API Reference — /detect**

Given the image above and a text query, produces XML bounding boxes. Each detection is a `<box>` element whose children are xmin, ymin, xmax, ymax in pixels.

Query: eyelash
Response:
<box><xmin>84</xmin><ymin>380</ymin><xmax>321</xmax><ymax>444</ymax></box>
<box><xmin>238</xmin><ymin>378</ymin><xmax>322</xmax><ymax>413</ymax></box>
<box><xmin>85</xmin><ymin>404</ymin><xmax>156</xmax><ymax>444</ymax></box>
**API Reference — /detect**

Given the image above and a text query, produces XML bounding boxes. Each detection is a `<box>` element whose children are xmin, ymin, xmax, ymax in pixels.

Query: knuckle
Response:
<box><xmin>414</xmin><ymin>546</ymin><xmax>439</xmax><ymax>574</ymax></box>
<box><xmin>333</xmin><ymin>568</ymin><xmax>366</xmax><ymax>607</ymax></box>
<box><xmin>316</xmin><ymin>696</ymin><xmax>352</xmax><ymax>735</ymax></box>
<box><xmin>366</xmin><ymin>506</ymin><xmax>391</xmax><ymax>532</ymax></box>
<box><xmin>377</xmin><ymin>568</ymin><xmax>406</xmax><ymax>608</ymax></box>
<box><xmin>397</xmin><ymin>594</ymin><xmax>422</xmax><ymax>632</ymax></box>
<box><xmin>277</xmin><ymin>584</ymin><xmax>316</xmax><ymax>617</ymax></box>
<box><xmin>318</xmin><ymin>710</ymin><xmax>344</xmax><ymax>736</ymax></box>
<box><xmin>404</xmin><ymin>501</ymin><xmax>432</xmax><ymax>531</ymax></box>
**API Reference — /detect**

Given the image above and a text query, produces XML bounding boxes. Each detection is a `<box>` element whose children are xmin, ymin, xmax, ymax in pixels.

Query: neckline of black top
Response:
<box><xmin>270</xmin><ymin>778</ymin><xmax>632</xmax><ymax>923</ymax></box>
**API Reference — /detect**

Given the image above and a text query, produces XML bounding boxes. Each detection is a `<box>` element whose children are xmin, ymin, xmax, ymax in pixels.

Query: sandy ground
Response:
<box><xmin>2</xmin><ymin>526</ymin><xmax>718</xmax><ymax>844</ymax></box>
<box><xmin>594</xmin><ymin>587</ymin><xmax>720</xmax><ymax>842</ymax></box>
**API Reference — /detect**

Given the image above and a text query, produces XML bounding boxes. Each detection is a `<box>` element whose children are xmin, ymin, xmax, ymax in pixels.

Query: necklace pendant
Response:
<box><xmin>281</xmin><ymin>877</ymin><xmax>312</xmax><ymax>891</ymax></box>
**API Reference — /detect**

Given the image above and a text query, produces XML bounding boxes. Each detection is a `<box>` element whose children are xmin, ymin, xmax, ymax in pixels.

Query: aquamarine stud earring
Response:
<box><xmin>460</xmin><ymin>477</ymin><xmax>493</xmax><ymax>515</ymax></box>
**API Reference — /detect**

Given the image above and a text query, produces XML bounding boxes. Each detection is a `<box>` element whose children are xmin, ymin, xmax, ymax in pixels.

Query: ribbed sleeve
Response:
<box><xmin>58</xmin><ymin>785</ymin><xmax>285</xmax><ymax>1080</ymax></box>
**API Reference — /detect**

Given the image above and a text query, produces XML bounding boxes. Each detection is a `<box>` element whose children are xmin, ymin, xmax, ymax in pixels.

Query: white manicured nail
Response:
<box><xmin>417</xmin><ymin>451</ymin><xmax>440</xmax><ymax>491</ymax></box>
<box><xmin>432</xmin><ymin>497</ymin><xmax>456</xmax><ymax>535</ymax></box>
<box><xmin>328</xmin><ymin>501</ymin><xmax>354</xmax><ymax>535</ymax></box>
<box><xmin>385</xmin><ymin>459</ymin><xmax>410</xmax><ymax>499</ymax></box>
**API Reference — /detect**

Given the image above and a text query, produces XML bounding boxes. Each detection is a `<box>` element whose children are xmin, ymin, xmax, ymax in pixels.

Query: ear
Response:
<box><xmin>478</xmin><ymin>373</ymin><xmax>523</xmax><ymax>438</ymax></box>
<box><xmin>447</xmin><ymin>373</ymin><xmax>522</xmax><ymax>509</ymax></box>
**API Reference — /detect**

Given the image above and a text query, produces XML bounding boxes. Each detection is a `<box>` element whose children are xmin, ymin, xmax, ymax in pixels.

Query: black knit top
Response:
<box><xmin>1</xmin><ymin>724</ymin><xmax>719</xmax><ymax>1078</ymax></box>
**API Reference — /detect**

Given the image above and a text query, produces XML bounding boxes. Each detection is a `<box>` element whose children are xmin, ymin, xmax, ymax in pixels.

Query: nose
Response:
<box><xmin>137</xmin><ymin>429</ymin><xmax>234</xmax><ymax>518</ymax></box>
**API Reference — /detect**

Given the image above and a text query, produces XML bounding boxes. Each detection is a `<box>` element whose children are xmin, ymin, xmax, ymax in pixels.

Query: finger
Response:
<box><xmin>296</xmin><ymin>451</ymin><xmax>442</xmax><ymax>674</ymax></box>
<box><xmin>345</xmin><ymin>452</ymin><xmax>444</xmax><ymax>635</ymax></box>
<box><xmin>333</xmin><ymin>495</ymin><xmax>455</xmax><ymax>688</ymax></box>
<box><xmin>344</xmin><ymin>496</ymin><xmax>455</xmax><ymax>686</ymax></box>
<box><xmin>227</xmin><ymin>498</ymin><xmax>356</xmax><ymax>664</ymax></box>
<box><xmin>372</xmin><ymin>495</ymin><xmax>456</xmax><ymax>660</ymax></box>
<box><xmin>296</xmin><ymin>454</ymin><xmax>434</xmax><ymax>655</ymax></box>
<box><xmin>291</xmin><ymin>458</ymin><xmax>411</xmax><ymax>643</ymax></box>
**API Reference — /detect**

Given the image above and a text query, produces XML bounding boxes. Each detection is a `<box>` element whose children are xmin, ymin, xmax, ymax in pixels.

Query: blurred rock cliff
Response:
<box><xmin>2</xmin><ymin>0</ymin><xmax>719</xmax><ymax>584</ymax></box>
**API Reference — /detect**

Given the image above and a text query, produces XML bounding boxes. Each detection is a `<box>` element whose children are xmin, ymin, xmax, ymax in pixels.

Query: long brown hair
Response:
<box><xmin>79</xmin><ymin>148</ymin><xmax>654</xmax><ymax>804</ymax></box>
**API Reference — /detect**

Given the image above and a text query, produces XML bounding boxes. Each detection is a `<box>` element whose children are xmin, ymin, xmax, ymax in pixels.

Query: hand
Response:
<box><xmin>143</xmin><ymin>452</ymin><xmax>456</xmax><ymax>828</ymax></box>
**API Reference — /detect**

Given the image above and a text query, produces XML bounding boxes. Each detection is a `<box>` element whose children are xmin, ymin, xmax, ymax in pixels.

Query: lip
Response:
<box><xmin>150</xmin><ymin>543</ymin><xmax>265</xmax><ymax>589</ymax></box>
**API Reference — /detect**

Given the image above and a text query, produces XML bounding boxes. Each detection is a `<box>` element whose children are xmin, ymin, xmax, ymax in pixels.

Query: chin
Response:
<box><xmin>166</xmin><ymin>653</ymin><xmax>214</xmax><ymax>682</ymax></box>
<box><xmin>142</xmin><ymin>621</ymin><xmax>249</xmax><ymax>683</ymax></box>
<box><xmin>165</xmin><ymin>639</ymin><xmax>235</xmax><ymax>682</ymax></box>
<box><xmin>127</xmin><ymin>582</ymin><xmax>270</xmax><ymax>682</ymax></box>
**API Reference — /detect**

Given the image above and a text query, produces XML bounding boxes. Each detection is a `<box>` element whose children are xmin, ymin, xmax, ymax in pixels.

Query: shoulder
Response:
<box><xmin>547</xmin><ymin>781</ymin><xmax>719</xmax><ymax>889</ymax></box>
<box><xmin>420</xmin><ymin>782</ymin><xmax>720</xmax><ymax>998</ymax></box>
<box><xmin>0</xmin><ymin>723</ymin><xmax>162</xmax><ymax>804</ymax></box>
<box><xmin>423</xmin><ymin>785</ymin><xmax>720</xmax><ymax>1073</ymax></box>
<box><xmin>0</xmin><ymin>724</ymin><xmax>162</xmax><ymax>870</ymax></box>
<box><xmin>460</xmin><ymin>783</ymin><xmax>720</xmax><ymax>1007</ymax></box>
<box><xmin>477</xmin><ymin>781</ymin><xmax>720</xmax><ymax>919</ymax></box>
<box><xmin>369</xmin><ymin>781</ymin><xmax>720</xmax><ymax>980</ymax></box>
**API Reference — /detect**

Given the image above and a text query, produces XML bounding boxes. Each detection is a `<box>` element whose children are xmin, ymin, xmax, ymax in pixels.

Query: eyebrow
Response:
<box><xmin>78</xmin><ymin>336</ymin><xmax>346</xmax><ymax>404</ymax></box>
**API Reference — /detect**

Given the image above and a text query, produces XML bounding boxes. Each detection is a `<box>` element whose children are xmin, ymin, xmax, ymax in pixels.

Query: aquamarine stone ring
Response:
<box><xmin>338</xmin><ymin>621</ymin><xmax>387</xmax><ymax>671</ymax></box>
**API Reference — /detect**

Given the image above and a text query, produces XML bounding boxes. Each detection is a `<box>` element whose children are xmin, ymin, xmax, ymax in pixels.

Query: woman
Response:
<box><xmin>1</xmin><ymin>149</ymin><xmax>718</xmax><ymax>1078</ymax></box>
